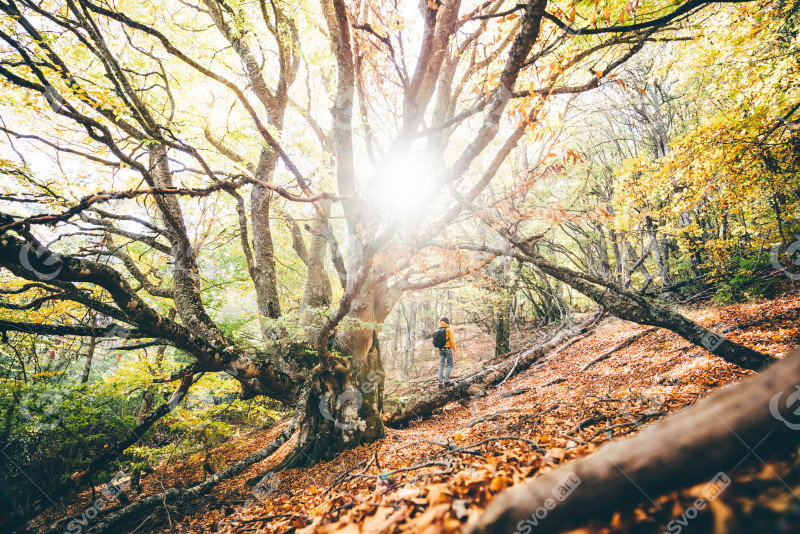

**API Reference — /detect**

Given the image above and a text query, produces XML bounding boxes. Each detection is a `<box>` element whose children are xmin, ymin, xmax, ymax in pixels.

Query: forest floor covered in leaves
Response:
<box><xmin>37</xmin><ymin>293</ymin><xmax>800</xmax><ymax>534</ymax></box>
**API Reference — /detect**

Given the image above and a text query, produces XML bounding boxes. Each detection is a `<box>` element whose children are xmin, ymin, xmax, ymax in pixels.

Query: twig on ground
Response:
<box><xmin>580</xmin><ymin>327</ymin><xmax>659</xmax><ymax>372</ymax></box>
<box><xmin>321</xmin><ymin>457</ymin><xmax>373</xmax><ymax>498</ymax></box>
<box><xmin>501</xmin><ymin>387</ymin><xmax>531</xmax><ymax>399</ymax></box>
<box><xmin>541</xmin><ymin>377</ymin><xmax>566</xmax><ymax>387</ymax></box>
<box><xmin>563</xmin><ymin>414</ymin><xmax>605</xmax><ymax>437</ymax></box>
<box><xmin>461</xmin><ymin>408</ymin><xmax>525</xmax><ymax>429</ymax></box>
<box><xmin>584</xmin><ymin>412</ymin><xmax>667</xmax><ymax>441</ymax></box>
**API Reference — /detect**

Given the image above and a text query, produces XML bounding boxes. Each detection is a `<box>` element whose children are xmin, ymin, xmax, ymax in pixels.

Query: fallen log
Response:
<box><xmin>383</xmin><ymin>311</ymin><xmax>603</xmax><ymax>427</ymax></box>
<box><xmin>465</xmin><ymin>348</ymin><xmax>800</xmax><ymax>534</ymax></box>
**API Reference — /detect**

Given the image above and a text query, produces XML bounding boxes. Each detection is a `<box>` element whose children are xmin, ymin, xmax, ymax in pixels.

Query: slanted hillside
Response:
<box><xmin>32</xmin><ymin>293</ymin><xmax>800</xmax><ymax>534</ymax></box>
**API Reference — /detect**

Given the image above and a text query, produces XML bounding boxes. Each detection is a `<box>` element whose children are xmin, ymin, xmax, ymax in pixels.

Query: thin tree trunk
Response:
<box><xmin>80</xmin><ymin>336</ymin><xmax>97</xmax><ymax>384</ymax></box>
<box><xmin>620</xmin><ymin>232</ymin><xmax>631</xmax><ymax>288</ymax></box>
<box><xmin>392</xmin><ymin>308</ymin><xmax>400</xmax><ymax>370</ymax></box>
<box><xmin>646</xmin><ymin>216</ymin><xmax>672</xmax><ymax>290</ymax></box>
<box><xmin>607</xmin><ymin>226</ymin><xmax>623</xmax><ymax>285</ymax></box>
<box><xmin>625</xmin><ymin>239</ymin><xmax>651</xmax><ymax>283</ymax></box>
<box><xmin>593</xmin><ymin>223</ymin><xmax>612</xmax><ymax>279</ymax></box>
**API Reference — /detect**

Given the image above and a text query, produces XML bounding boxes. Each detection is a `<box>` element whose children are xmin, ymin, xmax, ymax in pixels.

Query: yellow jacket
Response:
<box><xmin>438</xmin><ymin>321</ymin><xmax>456</xmax><ymax>353</ymax></box>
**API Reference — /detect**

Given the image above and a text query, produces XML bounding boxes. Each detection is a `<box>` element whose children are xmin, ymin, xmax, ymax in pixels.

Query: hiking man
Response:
<box><xmin>432</xmin><ymin>317</ymin><xmax>456</xmax><ymax>388</ymax></box>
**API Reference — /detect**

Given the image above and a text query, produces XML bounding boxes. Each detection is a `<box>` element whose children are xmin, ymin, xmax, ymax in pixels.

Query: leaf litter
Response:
<box><xmin>36</xmin><ymin>293</ymin><xmax>800</xmax><ymax>533</ymax></box>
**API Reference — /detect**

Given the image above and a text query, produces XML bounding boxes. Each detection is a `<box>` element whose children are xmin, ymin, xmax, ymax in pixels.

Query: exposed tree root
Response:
<box><xmin>465</xmin><ymin>349</ymin><xmax>800</xmax><ymax>534</ymax></box>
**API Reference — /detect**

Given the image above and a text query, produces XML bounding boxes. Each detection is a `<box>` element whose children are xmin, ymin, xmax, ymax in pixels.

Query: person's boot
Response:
<box><xmin>438</xmin><ymin>383</ymin><xmax>443</xmax><ymax>389</ymax></box>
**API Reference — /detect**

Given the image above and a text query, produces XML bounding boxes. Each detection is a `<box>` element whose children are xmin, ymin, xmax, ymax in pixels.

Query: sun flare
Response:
<box><xmin>369</xmin><ymin>153</ymin><xmax>439</xmax><ymax>220</ymax></box>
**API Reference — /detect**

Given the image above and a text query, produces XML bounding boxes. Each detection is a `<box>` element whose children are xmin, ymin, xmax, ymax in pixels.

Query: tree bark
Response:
<box><xmin>466</xmin><ymin>349</ymin><xmax>800</xmax><ymax>534</ymax></box>
<box><xmin>276</xmin><ymin>369</ymin><xmax>385</xmax><ymax>469</ymax></box>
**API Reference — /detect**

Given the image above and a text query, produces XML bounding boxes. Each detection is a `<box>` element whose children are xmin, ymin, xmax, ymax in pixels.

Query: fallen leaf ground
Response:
<box><xmin>36</xmin><ymin>292</ymin><xmax>800</xmax><ymax>533</ymax></box>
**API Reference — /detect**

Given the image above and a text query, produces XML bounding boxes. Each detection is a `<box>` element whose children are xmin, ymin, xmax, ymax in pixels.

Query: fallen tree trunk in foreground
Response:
<box><xmin>382</xmin><ymin>311</ymin><xmax>603</xmax><ymax>427</ymax></box>
<box><xmin>465</xmin><ymin>348</ymin><xmax>800</xmax><ymax>534</ymax></box>
<box><xmin>69</xmin><ymin>421</ymin><xmax>296</xmax><ymax>534</ymax></box>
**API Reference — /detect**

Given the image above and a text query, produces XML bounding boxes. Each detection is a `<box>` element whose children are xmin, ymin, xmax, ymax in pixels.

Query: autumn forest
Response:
<box><xmin>1</xmin><ymin>0</ymin><xmax>799</xmax><ymax>532</ymax></box>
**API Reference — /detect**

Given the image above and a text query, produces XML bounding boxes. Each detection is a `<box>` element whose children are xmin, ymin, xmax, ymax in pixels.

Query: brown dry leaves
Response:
<box><xmin>134</xmin><ymin>294</ymin><xmax>800</xmax><ymax>533</ymax></box>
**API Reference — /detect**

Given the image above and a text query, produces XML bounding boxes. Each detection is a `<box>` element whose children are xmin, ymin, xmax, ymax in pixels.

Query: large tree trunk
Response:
<box><xmin>466</xmin><ymin>348</ymin><xmax>800</xmax><ymax>534</ymax></box>
<box><xmin>286</xmin><ymin>262</ymin><xmax>391</xmax><ymax>465</ymax></box>
<box><xmin>277</xmin><ymin>369</ymin><xmax>385</xmax><ymax>468</ymax></box>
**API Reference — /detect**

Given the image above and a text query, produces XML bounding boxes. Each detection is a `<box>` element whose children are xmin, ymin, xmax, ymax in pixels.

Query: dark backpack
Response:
<box><xmin>432</xmin><ymin>327</ymin><xmax>448</xmax><ymax>349</ymax></box>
